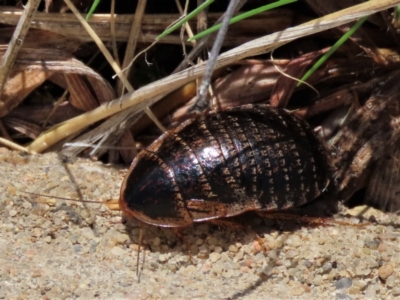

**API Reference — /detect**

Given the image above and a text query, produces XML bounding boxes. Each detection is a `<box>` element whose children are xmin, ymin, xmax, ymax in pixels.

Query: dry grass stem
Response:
<box><xmin>116</xmin><ymin>0</ymin><xmax>147</xmax><ymax>95</ymax></box>
<box><xmin>63</xmin><ymin>0</ymin><xmax>165</xmax><ymax>133</ymax></box>
<box><xmin>0</xmin><ymin>136</ymin><xmax>33</xmax><ymax>153</ymax></box>
<box><xmin>110</xmin><ymin>0</ymin><xmax>120</xmax><ymax>66</ymax></box>
<box><xmin>63</xmin><ymin>0</ymin><xmax>124</xmax><ymax>87</ymax></box>
<box><xmin>175</xmin><ymin>0</ymin><xmax>196</xmax><ymax>43</ymax></box>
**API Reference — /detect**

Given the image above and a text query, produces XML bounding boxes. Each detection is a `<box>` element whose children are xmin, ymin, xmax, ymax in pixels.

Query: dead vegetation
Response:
<box><xmin>2</xmin><ymin>0</ymin><xmax>400</xmax><ymax>212</ymax></box>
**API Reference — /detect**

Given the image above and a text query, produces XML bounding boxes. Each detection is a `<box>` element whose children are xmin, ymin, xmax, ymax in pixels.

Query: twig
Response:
<box><xmin>173</xmin><ymin>0</ymin><xmax>248</xmax><ymax>73</ymax></box>
<box><xmin>192</xmin><ymin>0</ymin><xmax>240</xmax><ymax>112</ymax></box>
<box><xmin>42</xmin><ymin>90</ymin><xmax>69</xmax><ymax>128</ymax></box>
<box><xmin>0</xmin><ymin>0</ymin><xmax>41</xmax><ymax>98</ymax></box>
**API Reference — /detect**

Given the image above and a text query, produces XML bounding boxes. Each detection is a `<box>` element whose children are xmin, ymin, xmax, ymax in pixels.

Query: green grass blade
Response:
<box><xmin>395</xmin><ymin>5</ymin><xmax>400</xmax><ymax>22</ymax></box>
<box><xmin>86</xmin><ymin>0</ymin><xmax>101</xmax><ymax>20</ymax></box>
<box><xmin>156</xmin><ymin>0</ymin><xmax>215</xmax><ymax>40</ymax></box>
<box><xmin>188</xmin><ymin>0</ymin><xmax>297</xmax><ymax>41</ymax></box>
<box><xmin>298</xmin><ymin>16</ymin><xmax>369</xmax><ymax>87</ymax></box>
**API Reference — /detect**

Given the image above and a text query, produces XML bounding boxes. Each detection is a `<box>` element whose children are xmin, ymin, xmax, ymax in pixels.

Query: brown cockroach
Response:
<box><xmin>119</xmin><ymin>104</ymin><xmax>331</xmax><ymax>227</ymax></box>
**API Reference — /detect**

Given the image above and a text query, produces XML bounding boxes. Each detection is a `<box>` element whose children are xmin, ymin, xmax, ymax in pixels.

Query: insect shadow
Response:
<box><xmin>121</xmin><ymin>189</ymin><xmax>340</xmax><ymax>292</ymax></box>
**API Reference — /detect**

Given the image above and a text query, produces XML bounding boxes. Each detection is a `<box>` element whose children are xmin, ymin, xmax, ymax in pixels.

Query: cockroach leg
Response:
<box><xmin>104</xmin><ymin>199</ymin><xmax>120</xmax><ymax>211</ymax></box>
<box><xmin>186</xmin><ymin>200</ymin><xmax>228</xmax><ymax>221</ymax></box>
<box><xmin>172</xmin><ymin>227</ymin><xmax>184</xmax><ymax>240</ymax></box>
<box><xmin>208</xmin><ymin>219</ymin><xmax>247</xmax><ymax>230</ymax></box>
<box><xmin>258</xmin><ymin>212</ymin><xmax>368</xmax><ymax>228</ymax></box>
<box><xmin>171</xmin><ymin>227</ymin><xmax>194</xmax><ymax>262</ymax></box>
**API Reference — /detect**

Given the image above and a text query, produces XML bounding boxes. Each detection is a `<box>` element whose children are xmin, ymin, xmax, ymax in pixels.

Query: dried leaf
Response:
<box><xmin>6</xmin><ymin>102</ymin><xmax>82</xmax><ymax>126</ymax></box>
<box><xmin>364</xmin><ymin>140</ymin><xmax>400</xmax><ymax>212</ymax></box>
<box><xmin>118</xmin><ymin>130</ymin><xmax>137</xmax><ymax>164</ymax></box>
<box><xmin>212</xmin><ymin>60</ymin><xmax>287</xmax><ymax>109</ymax></box>
<box><xmin>0</xmin><ymin>46</ymin><xmax>115</xmax><ymax>117</ymax></box>
<box><xmin>329</xmin><ymin>71</ymin><xmax>400</xmax><ymax>200</ymax></box>
<box><xmin>3</xmin><ymin>117</ymin><xmax>42</xmax><ymax>139</ymax></box>
<box><xmin>0</xmin><ymin>68</ymin><xmax>52</xmax><ymax>117</ymax></box>
<box><xmin>65</xmin><ymin>74</ymin><xmax>100</xmax><ymax>111</ymax></box>
<box><xmin>270</xmin><ymin>49</ymin><xmax>329</xmax><ymax>108</ymax></box>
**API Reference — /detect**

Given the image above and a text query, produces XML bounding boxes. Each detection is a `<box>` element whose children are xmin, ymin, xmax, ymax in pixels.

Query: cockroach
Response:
<box><xmin>119</xmin><ymin>104</ymin><xmax>331</xmax><ymax>227</ymax></box>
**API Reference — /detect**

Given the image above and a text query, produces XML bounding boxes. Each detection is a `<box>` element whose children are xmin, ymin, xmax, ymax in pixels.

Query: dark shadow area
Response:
<box><xmin>122</xmin><ymin>190</ymin><xmax>340</xmax><ymax>298</ymax></box>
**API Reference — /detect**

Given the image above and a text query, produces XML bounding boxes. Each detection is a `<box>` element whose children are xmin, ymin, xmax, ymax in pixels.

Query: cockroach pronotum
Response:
<box><xmin>119</xmin><ymin>104</ymin><xmax>331</xmax><ymax>227</ymax></box>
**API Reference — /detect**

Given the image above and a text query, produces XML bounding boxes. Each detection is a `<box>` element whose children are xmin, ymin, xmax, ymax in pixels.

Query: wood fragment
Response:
<box><xmin>0</xmin><ymin>46</ymin><xmax>115</xmax><ymax>117</ymax></box>
<box><xmin>0</xmin><ymin>0</ymin><xmax>41</xmax><ymax>97</ymax></box>
<box><xmin>364</xmin><ymin>140</ymin><xmax>400</xmax><ymax>212</ymax></box>
<box><xmin>329</xmin><ymin>71</ymin><xmax>400</xmax><ymax>201</ymax></box>
<box><xmin>0</xmin><ymin>7</ymin><xmax>293</xmax><ymax>45</ymax></box>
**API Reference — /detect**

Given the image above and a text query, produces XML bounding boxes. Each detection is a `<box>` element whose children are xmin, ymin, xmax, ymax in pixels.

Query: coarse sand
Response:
<box><xmin>1</xmin><ymin>148</ymin><xmax>399</xmax><ymax>299</ymax></box>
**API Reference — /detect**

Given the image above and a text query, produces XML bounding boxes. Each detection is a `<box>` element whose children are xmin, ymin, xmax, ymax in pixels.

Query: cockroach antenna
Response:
<box><xmin>136</xmin><ymin>225</ymin><xmax>144</xmax><ymax>283</ymax></box>
<box><xmin>20</xmin><ymin>191</ymin><xmax>120</xmax><ymax>210</ymax></box>
<box><xmin>22</xmin><ymin>190</ymin><xmax>147</xmax><ymax>283</ymax></box>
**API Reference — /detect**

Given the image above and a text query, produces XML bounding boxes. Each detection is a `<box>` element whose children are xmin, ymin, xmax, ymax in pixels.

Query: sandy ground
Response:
<box><xmin>1</xmin><ymin>148</ymin><xmax>400</xmax><ymax>300</ymax></box>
